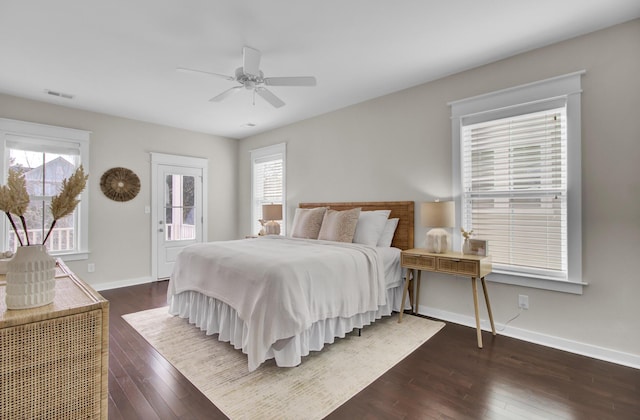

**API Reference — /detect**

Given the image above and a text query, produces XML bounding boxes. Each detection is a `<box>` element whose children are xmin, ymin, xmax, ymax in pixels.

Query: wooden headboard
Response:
<box><xmin>298</xmin><ymin>201</ymin><xmax>415</xmax><ymax>250</ymax></box>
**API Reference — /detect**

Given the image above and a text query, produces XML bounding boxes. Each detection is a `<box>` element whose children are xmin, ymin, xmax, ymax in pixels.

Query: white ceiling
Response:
<box><xmin>1</xmin><ymin>1</ymin><xmax>639</xmax><ymax>139</ymax></box>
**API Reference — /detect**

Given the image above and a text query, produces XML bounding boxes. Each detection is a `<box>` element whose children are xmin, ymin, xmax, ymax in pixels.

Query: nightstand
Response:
<box><xmin>1</xmin><ymin>260</ymin><xmax>109</xmax><ymax>419</ymax></box>
<box><xmin>399</xmin><ymin>248</ymin><xmax>495</xmax><ymax>348</ymax></box>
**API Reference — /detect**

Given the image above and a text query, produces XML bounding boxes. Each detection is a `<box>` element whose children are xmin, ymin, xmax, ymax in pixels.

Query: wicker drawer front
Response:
<box><xmin>437</xmin><ymin>258</ymin><xmax>479</xmax><ymax>276</ymax></box>
<box><xmin>401</xmin><ymin>254</ymin><xmax>436</xmax><ymax>270</ymax></box>
<box><xmin>1</xmin><ymin>309</ymin><xmax>103</xmax><ymax>419</ymax></box>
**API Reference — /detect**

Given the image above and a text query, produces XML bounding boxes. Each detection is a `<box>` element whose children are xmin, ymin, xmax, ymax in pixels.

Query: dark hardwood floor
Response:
<box><xmin>101</xmin><ymin>281</ymin><xmax>640</xmax><ymax>419</ymax></box>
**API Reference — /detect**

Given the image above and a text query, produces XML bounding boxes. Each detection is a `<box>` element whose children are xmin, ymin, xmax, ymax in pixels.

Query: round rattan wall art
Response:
<box><xmin>100</xmin><ymin>167</ymin><xmax>140</xmax><ymax>202</ymax></box>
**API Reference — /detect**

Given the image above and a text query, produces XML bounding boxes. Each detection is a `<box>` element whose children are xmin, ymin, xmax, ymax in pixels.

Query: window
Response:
<box><xmin>450</xmin><ymin>72</ymin><xmax>584</xmax><ymax>293</ymax></box>
<box><xmin>250</xmin><ymin>143</ymin><xmax>286</xmax><ymax>235</ymax></box>
<box><xmin>164</xmin><ymin>173</ymin><xmax>196</xmax><ymax>241</ymax></box>
<box><xmin>0</xmin><ymin>118</ymin><xmax>90</xmax><ymax>260</ymax></box>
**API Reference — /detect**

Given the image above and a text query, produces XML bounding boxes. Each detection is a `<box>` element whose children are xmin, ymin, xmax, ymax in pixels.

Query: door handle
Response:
<box><xmin>159</xmin><ymin>228</ymin><xmax>164</xmax><ymax>232</ymax></box>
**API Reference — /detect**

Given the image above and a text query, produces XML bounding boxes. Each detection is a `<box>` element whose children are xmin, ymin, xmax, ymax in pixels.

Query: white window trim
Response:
<box><xmin>450</xmin><ymin>71</ymin><xmax>585</xmax><ymax>294</ymax></box>
<box><xmin>0</xmin><ymin>118</ymin><xmax>90</xmax><ymax>261</ymax></box>
<box><xmin>250</xmin><ymin>143</ymin><xmax>286</xmax><ymax>235</ymax></box>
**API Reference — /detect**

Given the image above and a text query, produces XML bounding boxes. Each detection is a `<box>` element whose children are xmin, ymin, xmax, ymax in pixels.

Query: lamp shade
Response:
<box><xmin>421</xmin><ymin>201</ymin><xmax>455</xmax><ymax>228</ymax></box>
<box><xmin>262</xmin><ymin>204</ymin><xmax>283</xmax><ymax>221</ymax></box>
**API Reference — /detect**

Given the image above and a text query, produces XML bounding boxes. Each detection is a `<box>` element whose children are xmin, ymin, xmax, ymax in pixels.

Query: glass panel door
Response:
<box><xmin>164</xmin><ymin>174</ymin><xmax>196</xmax><ymax>241</ymax></box>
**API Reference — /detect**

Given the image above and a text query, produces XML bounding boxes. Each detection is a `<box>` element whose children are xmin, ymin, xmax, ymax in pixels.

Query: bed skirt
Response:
<box><xmin>168</xmin><ymin>283</ymin><xmax>408</xmax><ymax>370</ymax></box>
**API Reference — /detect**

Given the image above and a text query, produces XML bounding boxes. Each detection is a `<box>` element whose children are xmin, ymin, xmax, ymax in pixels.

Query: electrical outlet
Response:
<box><xmin>88</xmin><ymin>263</ymin><xmax>95</xmax><ymax>273</ymax></box>
<box><xmin>518</xmin><ymin>294</ymin><xmax>529</xmax><ymax>310</ymax></box>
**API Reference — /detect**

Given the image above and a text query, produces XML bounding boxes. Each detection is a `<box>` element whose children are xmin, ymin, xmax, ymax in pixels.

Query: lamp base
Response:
<box><xmin>264</xmin><ymin>220</ymin><xmax>281</xmax><ymax>235</ymax></box>
<box><xmin>425</xmin><ymin>228</ymin><xmax>451</xmax><ymax>253</ymax></box>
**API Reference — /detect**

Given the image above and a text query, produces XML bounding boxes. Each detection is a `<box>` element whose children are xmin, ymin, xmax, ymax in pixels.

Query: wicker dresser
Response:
<box><xmin>0</xmin><ymin>260</ymin><xmax>109</xmax><ymax>419</ymax></box>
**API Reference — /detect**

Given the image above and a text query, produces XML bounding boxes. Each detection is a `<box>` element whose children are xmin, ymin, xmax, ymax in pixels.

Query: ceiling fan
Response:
<box><xmin>178</xmin><ymin>46</ymin><xmax>316</xmax><ymax>108</ymax></box>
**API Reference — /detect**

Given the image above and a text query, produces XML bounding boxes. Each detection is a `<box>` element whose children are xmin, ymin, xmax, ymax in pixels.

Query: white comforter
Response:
<box><xmin>168</xmin><ymin>236</ymin><xmax>387</xmax><ymax>370</ymax></box>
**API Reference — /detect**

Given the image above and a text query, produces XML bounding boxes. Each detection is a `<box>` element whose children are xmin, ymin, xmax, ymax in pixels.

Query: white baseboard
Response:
<box><xmin>419</xmin><ymin>305</ymin><xmax>640</xmax><ymax>370</ymax></box>
<box><xmin>93</xmin><ymin>276</ymin><xmax>156</xmax><ymax>292</ymax></box>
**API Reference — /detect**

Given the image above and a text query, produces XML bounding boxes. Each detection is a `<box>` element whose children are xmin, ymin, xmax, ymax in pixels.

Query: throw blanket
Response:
<box><xmin>168</xmin><ymin>236</ymin><xmax>387</xmax><ymax>371</ymax></box>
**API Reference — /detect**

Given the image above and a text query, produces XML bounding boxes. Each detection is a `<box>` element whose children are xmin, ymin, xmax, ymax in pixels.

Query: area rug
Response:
<box><xmin>123</xmin><ymin>307</ymin><xmax>445</xmax><ymax>419</ymax></box>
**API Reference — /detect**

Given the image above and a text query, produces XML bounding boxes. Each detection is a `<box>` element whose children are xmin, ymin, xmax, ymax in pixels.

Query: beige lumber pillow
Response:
<box><xmin>291</xmin><ymin>207</ymin><xmax>328</xmax><ymax>239</ymax></box>
<box><xmin>317</xmin><ymin>208</ymin><xmax>361</xmax><ymax>242</ymax></box>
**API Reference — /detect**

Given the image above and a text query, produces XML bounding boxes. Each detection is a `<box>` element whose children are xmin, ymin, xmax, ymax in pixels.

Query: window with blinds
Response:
<box><xmin>250</xmin><ymin>143</ymin><xmax>286</xmax><ymax>235</ymax></box>
<box><xmin>0</xmin><ymin>118</ymin><xmax>90</xmax><ymax>258</ymax></box>
<box><xmin>461</xmin><ymin>107</ymin><xmax>568</xmax><ymax>280</ymax></box>
<box><xmin>451</xmin><ymin>72</ymin><xmax>583</xmax><ymax>292</ymax></box>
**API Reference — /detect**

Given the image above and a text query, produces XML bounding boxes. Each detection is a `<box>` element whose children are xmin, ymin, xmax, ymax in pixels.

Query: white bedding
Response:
<box><xmin>168</xmin><ymin>236</ymin><xmax>403</xmax><ymax>371</ymax></box>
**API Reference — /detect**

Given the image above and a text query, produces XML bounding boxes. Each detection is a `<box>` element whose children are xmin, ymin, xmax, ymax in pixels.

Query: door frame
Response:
<box><xmin>150</xmin><ymin>152</ymin><xmax>208</xmax><ymax>280</ymax></box>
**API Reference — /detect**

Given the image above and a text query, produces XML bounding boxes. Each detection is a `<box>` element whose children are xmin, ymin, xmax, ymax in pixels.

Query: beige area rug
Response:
<box><xmin>123</xmin><ymin>307</ymin><xmax>444</xmax><ymax>420</ymax></box>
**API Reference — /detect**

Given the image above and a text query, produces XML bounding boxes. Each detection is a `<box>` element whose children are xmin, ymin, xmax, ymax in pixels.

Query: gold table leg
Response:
<box><xmin>398</xmin><ymin>269</ymin><xmax>412</xmax><ymax>323</ymax></box>
<box><xmin>413</xmin><ymin>270</ymin><xmax>421</xmax><ymax>314</ymax></box>
<box><xmin>471</xmin><ymin>276</ymin><xmax>483</xmax><ymax>348</ymax></box>
<box><xmin>481</xmin><ymin>277</ymin><xmax>496</xmax><ymax>336</ymax></box>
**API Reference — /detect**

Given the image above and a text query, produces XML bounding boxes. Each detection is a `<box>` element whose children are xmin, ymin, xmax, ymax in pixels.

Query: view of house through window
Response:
<box><xmin>8</xmin><ymin>148</ymin><xmax>80</xmax><ymax>253</ymax></box>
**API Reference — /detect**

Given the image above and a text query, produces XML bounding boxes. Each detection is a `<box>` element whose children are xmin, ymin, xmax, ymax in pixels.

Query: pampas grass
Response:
<box><xmin>8</xmin><ymin>170</ymin><xmax>31</xmax><ymax>245</ymax></box>
<box><xmin>43</xmin><ymin>165</ymin><xmax>88</xmax><ymax>244</ymax></box>
<box><xmin>0</xmin><ymin>181</ymin><xmax>25</xmax><ymax>246</ymax></box>
<box><xmin>1</xmin><ymin>165</ymin><xmax>88</xmax><ymax>247</ymax></box>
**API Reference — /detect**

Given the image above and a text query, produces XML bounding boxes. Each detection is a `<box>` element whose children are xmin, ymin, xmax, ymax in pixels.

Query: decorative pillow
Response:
<box><xmin>352</xmin><ymin>210</ymin><xmax>391</xmax><ymax>246</ymax></box>
<box><xmin>291</xmin><ymin>207</ymin><xmax>327</xmax><ymax>239</ymax></box>
<box><xmin>377</xmin><ymin>218</ymin><xmax>399</xmax><ymax>247</ymax></box>
<box><xmin>317</xmin><ymin>208</ymin><xmax>361</xmax><ymax>242</ymax></box>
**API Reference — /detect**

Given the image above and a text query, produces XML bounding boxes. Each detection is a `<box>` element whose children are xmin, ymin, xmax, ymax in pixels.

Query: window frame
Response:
<box><xmin>0</xmin><ymin>118</ymin><xmax>90</xmax><ymax>261</ymax></box>
<box><xmin>250</xmin><ymin>143</ymin><xmax>286</xmax><ymax>236</ymax></box>
<box><xmin>450</xmin><ymin>72</ymin><xmax>585</xmax><ymax>294</ymax></box>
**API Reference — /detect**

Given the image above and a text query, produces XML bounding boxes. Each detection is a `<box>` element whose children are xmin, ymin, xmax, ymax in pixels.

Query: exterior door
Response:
<box><xmin>156</xmin><ymin>164</ymin><xmax>203</xmax><ymax>279</ymax></box>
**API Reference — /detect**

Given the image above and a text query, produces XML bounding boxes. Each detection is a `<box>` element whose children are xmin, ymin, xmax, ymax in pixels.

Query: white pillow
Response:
<box><xmin>377</xmin><ymin>218</ymin><xmax>399</xmax><ymax>247</ymax></box>
<box><xmin>352</xmin><ymin>210</ymin><xmax>391</xmax><ymax>246</ymax></box>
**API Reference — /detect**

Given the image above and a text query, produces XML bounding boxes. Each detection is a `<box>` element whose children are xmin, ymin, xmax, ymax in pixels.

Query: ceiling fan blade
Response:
<box><xmin>264</xmin><ymin>76</ymin><xmax>317</xmax><ymax>87</ymax></box>
<box><xmin>243</xmin><ymin>46</ymin><xmax>261</xmax><ymax>77</ymax></box>
<box><xmin>209</xmin><ymin>86</ymin><xmax>242</xmax><ymax>102</ymax></box>
<box><xmin>176</xmin><ymin>67</ymin><xmax>235</xmax><ymax>81</ymax></box>
<box><xmin>255</xmin><ymin>87</ymin><xmax>285</xmax><ymax>108</ymax></box>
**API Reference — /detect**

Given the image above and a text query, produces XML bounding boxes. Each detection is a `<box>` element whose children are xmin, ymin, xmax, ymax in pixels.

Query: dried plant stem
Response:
<box><xmin>19</xmin><ymin>215</ymin><xmax>30</xmax><ymax>245</ymax></box>
<box><xmin>5</xmin><ymin>212</ymin><xmax>23</xmax><ymax>246</ymax></box>
<box><xmin>42</xmin><ymin>220</ymin><xmax>56</xmax><ymax>246</ymax></box>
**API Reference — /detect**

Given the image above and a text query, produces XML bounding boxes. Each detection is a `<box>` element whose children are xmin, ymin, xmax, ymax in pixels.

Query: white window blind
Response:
<box><xmin>250</xmin><ymin>143</ymin><xmax>286</xmax><ymax>235</ymax></box>
<box><xmin>451</xmin><ymin>71</ymin><xmax>583</xmax><ymax>293</ymax></box>
<box><xmin>462</xmin><ymin>107</ymin><xmax>568</xmax><ymax>280</ymax></box>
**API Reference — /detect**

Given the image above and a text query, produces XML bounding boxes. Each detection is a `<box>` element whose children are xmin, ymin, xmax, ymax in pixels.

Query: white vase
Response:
<box><xmin>5</xmin><ymin>245</ymin><xmax>56</xmax><ymax>310</ymax></box>
<box><xmin>462</xmin><ymin>238</ymin><xmax>471</xmax><ymax>255</ymax></box>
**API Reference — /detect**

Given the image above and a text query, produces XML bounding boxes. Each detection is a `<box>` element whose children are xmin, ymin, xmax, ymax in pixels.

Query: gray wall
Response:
<box><xmin>238</xmin><ymin>20</ymin><xmax>640</xmax><ymax>363</ymax></box>
<box><xmin>0</xmin><ymin>94</ymin><xmax>238</xmax><ymax>288</ymax></box>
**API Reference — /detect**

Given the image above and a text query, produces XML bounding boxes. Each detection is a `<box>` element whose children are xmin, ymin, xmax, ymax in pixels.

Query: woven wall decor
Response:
<box><xmin>100</xmin><ymin>167</ymin><xmax>140</xmax><ymax>202</ymax></box>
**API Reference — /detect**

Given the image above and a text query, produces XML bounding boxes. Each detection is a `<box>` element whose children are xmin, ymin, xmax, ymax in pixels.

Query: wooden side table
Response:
<box><xmin>0</xmin><ymin>260</ymin><xmax>109</xmax><ymax>419</ymax></box>
<box><xmin>399</xmin><ymin>248</ymin><xmax>495</xmax><ymax>348</ymax></box>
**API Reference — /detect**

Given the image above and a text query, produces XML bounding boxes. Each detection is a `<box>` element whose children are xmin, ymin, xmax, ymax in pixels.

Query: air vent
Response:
<box><xmin>45</xmin><ymin>89</ymin><xmax>74</xmax><ymax>99</ymax></box>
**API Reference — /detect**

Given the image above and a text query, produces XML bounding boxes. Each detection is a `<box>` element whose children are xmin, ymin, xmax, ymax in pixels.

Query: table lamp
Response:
<box><xmin>262</xmin><ymin>204</ymin><xmax>283</xmax><ymax>235</ymax></box>
<box><xmin>421</xmin><ymin>201</ymin><xmax>455</xmax><ymax>253</ymax></box>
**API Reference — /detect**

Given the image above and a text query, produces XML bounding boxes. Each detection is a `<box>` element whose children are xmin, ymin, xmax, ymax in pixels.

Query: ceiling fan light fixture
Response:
<box><xmin>179</xmin><ymin>46</ymin><xmax>316</xmax><ymax>108</ymax></box>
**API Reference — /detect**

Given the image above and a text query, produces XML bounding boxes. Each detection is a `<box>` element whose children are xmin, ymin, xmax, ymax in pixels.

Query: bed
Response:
<box><xmin>167</xmin><ymin>201</ymin><xmax>414</xmax><ymax>371</ymax></box>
